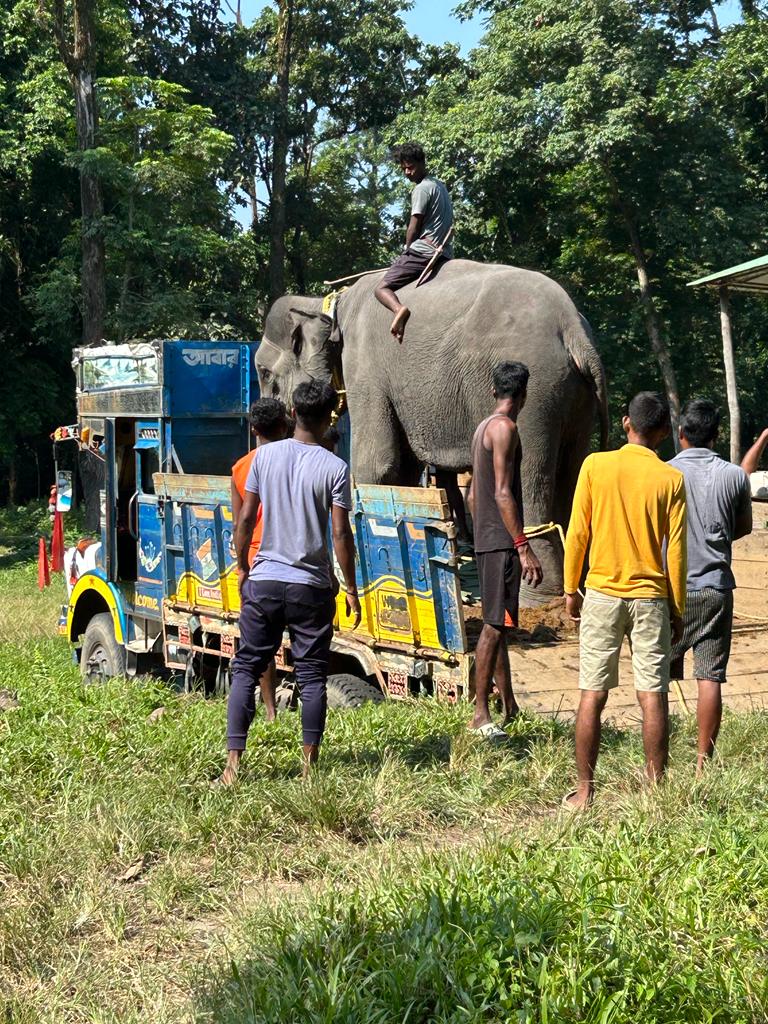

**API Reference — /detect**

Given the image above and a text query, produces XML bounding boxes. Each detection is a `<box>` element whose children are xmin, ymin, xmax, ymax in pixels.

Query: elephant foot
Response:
<box><xmin>519</xmin><ymin>582</ymin><xmax>563</xmax><ymax>609</ymax></box>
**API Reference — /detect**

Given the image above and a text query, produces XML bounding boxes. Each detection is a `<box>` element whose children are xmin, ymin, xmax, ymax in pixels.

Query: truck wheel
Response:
<box><xmin>81</xmin><ymin>613</ymin><xmax>126</xmax><ymax>683</ymax></box>
<box><xmin>326</xmin><ymin>673</ymin><xmax>384</xmax><ymax>709</ymax></box>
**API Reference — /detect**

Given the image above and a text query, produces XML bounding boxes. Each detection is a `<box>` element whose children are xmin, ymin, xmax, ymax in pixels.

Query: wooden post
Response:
<box><xmin>719</xmin><ymin>284</ymin><xmax>741</xmax><ymax>463</ymax></box>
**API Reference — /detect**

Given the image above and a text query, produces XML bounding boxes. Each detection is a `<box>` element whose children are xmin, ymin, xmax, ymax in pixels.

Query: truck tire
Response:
<box><xmin>326</xmin><ymin>673</ymin><xmax>384</xmax><ymax>709</ymax></box>
<box><xmin>81</xmin><ymin>613</ymin><xmax>126</xmax><ymax>683</ymax></box>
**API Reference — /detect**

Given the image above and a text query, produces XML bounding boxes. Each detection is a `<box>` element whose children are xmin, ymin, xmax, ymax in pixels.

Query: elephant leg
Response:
<box><xmin>554</xmin><ymin>416</ymin><xmax>594</xmax><ymax>530</ymax></box>
<box><xmin>395</xmin><ymin>420</ymin><xmax>425</xmax><ymax>488</ymax></box>
<box><xmin>348</xmin><ymin>391</ymin><xmax>403</xmax><ymax>485</ymax></box>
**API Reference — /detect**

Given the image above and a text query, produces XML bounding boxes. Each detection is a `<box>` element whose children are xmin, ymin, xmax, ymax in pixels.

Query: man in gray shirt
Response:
<box><xmin>374</xmin><ymin>141</ymin><xmax>453</xmax><ymax>341</ymax></box>
<box><xmin>668</xmin><ymin>399</ymin><xmax>752</xmax><ymax>773</ymax></box>
<box><xmin>220</xmin><ymin>380</ymin><xmax>361</xmax><ymax>784</ymax></box>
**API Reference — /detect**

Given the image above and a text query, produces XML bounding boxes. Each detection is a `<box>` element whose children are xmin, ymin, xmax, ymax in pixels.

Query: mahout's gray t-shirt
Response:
<box><xmin>409</xmin><ymin>177</ymin><xmax>454</xmax><ymax>258</ymax></box>
<box><xmin>668</xmin><ymin>448</ymin><xmax>751</xmax><ymax>591</ymax></box>
<box><xmin>245</xmin><ymin>438</ymin><xmax>352</xmax><ymax>589</ymax></box>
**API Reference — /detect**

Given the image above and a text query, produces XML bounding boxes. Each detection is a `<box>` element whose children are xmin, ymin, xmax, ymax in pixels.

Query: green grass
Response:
<box><xmin>0</xmin><ymin>521</ymin><xmax>767</xmax><ymax>1022</ymax></box>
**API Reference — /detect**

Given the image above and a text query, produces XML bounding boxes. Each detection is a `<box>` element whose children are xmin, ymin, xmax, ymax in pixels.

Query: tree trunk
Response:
<box><xmin>118</xmin><ymin>189</ymin><xmax>134</xmax><ymax>339</ymax></box>
<box><xmin>268</xmin><ymin>0</ymin><xmax>293</xmax><ymax>307</ymax></box>
<box><xmin>719</xmin><ymin>285</ymin><xmax>741</xmax><ymax>463</ymax></box>
<box><xmin>244</xmin><ymin>176</ymin><xmax>259</xmax><ymax>228</ymax></box>
<box><xmin>622</xmin><ymin>210</ymin><xmax>682</xmax><ymax>446</ymax></box>
<box><xmin>73</xmin><ymin>69</ymin><xmax>106</xmax><ymax>345</ymax></box>
<box><xmin>49</xmin><ymin>0</ymin><xmax>106</xmax><ymax>346</ymax></box>
<box><xmin>7</xmin><ymin>454</ymin><xmax>18</xmax><ymax>506</ymax></box>
<box><xmin>290</xmin><ymin>223</ymin><xmax>306</xmax><ymax>293</ymax></box>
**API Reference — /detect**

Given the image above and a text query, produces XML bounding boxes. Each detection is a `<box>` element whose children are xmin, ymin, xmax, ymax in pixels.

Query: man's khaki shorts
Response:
<box><xmin>579</xmin><ymin>590</ymin><xmax>671</xmax><ymax>693</ymax></box>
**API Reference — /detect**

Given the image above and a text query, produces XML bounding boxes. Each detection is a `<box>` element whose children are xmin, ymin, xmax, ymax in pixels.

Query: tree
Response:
<box><xmin>268</xmin><ymin>0</ymin><xmax>292</xmax><ymax>304</ymax></box>
<box><xmin>400</xmin><ymin>0</ymin><xmax>768</xmax><ymax>447</ymax></box>
<box><xmin>0</xmin><ymin>0</ymin><xmax>79</xmax><ymax>499</ymax></box>
<box><xmin>40</xmin><ymin>0</ymin><xmax>107</xmax><ymax>344</ymax></box>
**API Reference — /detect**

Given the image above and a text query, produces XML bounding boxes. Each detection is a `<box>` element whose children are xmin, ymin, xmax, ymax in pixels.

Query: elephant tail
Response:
<box><xmin>562</xmin><ymin>315</ymin><xmax>609</xmax><ymax>450</ymax></box>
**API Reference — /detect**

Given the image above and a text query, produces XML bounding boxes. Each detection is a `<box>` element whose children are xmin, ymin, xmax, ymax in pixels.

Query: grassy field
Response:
<box><xmin>1</xmin><ymin>507</ymin><xmax>768</xmax><ymax>1022</ymax></box>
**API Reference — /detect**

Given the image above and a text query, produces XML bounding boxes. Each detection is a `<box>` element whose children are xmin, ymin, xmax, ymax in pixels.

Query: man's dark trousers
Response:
<box><xmin>228</xmin><ymin>579</ymin><xmax>336</xmax><ymax>749</ymax></box>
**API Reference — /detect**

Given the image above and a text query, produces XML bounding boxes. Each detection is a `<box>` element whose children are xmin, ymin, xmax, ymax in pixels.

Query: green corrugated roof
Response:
<box><xmin>688</xmin><ymin>253</ymin><xmax>768</xmax><ymax>292</ymax></box>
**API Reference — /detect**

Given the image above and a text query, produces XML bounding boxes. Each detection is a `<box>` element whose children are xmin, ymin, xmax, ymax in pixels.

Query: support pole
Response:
<box><xmin>719</xmin><ymin>284</ymin><xmax>741</xmax><ymax>464</ymax></box>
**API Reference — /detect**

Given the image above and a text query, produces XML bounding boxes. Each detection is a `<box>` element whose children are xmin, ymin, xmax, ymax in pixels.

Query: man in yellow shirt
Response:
<box><xmin>563</xmin><ymin>392</ymin><xmax>687</xmax><ymax>809</ymax></box>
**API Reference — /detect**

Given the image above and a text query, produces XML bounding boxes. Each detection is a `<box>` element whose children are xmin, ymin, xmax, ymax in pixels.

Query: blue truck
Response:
<box><xmin>60</xmin><ymin>339</ymin><xmax>477</xmax><ymax>708</ymax></box>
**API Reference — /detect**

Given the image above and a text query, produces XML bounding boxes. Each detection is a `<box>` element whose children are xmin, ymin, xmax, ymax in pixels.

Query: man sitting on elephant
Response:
<box><xmin>374</xmin><ymin>141</ymin><xmax>453</xmax><ymax>342</ymax></box>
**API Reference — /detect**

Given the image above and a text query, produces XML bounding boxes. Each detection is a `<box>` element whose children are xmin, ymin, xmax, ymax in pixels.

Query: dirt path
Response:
<box><xmin>507</xmin><ymin>613</ymin><xmax>768</xmax><ymax>727</ymax></box>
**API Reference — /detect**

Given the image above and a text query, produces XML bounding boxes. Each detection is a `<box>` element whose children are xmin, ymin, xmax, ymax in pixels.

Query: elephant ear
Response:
<box><xmin>290</xmin><ymin>318</ymin><xmax>304</xmax><ymax>358</ymax></box>
<box><xmin>288</xmin><ymin>308</ymin><xmax>332</xmax><ymax>358</ymax></box>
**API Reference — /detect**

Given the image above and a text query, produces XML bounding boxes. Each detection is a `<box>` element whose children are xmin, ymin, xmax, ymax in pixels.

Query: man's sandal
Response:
<box><xmin>470</xmin><ymin>722</ymin><xmax>508</xmax><ymax>742</ymax></box>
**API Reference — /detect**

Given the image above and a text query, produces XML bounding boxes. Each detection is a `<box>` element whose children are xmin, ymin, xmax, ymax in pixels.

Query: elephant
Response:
<box><xmin>255</xmin><ymin>259</ymin><xmax>608</xmax><ymax>603</ymax></box>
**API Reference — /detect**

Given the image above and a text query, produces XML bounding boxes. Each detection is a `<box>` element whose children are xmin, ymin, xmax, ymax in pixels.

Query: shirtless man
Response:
<box><xmin>374</xmin><ymin>142</ymin><xmax>453</xmax><ymax>342</ymax></box>
<box><xmin>467</xmin><ymin>362</ymin><xmax>543</xmax><ymax>738</ymax></box>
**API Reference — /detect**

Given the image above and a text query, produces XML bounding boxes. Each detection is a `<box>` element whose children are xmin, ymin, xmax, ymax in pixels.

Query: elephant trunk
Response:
<box><xmin>520</xmin><ymin>532</ymin><xmax>564</xmax><ymax>608</ymax></box>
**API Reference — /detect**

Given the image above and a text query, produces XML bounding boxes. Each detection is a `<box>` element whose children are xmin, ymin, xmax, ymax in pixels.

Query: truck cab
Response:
<box><xmin>63</xmin><ymin>340</ymin><xmax>257</xmax><ymax>677</ymax></box>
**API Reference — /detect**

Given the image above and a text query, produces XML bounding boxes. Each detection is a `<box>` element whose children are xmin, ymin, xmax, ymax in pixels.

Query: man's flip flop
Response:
<box><xmin>470</xmin><ymin>722</ymin><xmax>508</xmax><ymax>742</ymax></box>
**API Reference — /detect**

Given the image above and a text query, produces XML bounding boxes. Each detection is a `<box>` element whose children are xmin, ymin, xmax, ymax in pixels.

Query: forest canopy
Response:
<box><xmin>1</xmin><ymin>0</ymin><xmax>767</xmax><ymax>498</ymax></box>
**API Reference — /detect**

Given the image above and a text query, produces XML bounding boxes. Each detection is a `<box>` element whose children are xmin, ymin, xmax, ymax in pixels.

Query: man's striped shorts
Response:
<box><xmin>670</xmin><ymin>588</ymin><xmax>734</xmax><ymax>684</ymax></box>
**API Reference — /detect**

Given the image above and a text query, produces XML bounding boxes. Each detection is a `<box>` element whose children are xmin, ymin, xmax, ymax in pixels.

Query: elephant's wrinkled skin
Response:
<box><xmin>256</xmin><ymin>259</ymin><xmax>608</xmax><ymax>603</ymax></box>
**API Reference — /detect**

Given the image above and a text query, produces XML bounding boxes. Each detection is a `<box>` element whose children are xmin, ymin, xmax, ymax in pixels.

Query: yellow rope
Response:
<box><xmin>524</xmin><ymin>521</ymin><xmax>566</xmax><ymax>551</ymax></box>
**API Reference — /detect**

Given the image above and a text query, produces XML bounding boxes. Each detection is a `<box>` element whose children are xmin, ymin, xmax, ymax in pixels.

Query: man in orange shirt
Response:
<box><xmin>563</xmin><ymin>392</ymin><xmax>687</xmax><ymax>808</ymax></box>
<box><xmin>231</xmin><ymin>398</ymin><xmax>289</xmax><ymax>720</ymax></box>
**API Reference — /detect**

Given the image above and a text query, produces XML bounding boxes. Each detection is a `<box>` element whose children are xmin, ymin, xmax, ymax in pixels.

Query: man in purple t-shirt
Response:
<box><xmin>218</xmin><ymin>380</ymin><xmax>361</xmax><ymax>784</ymax></box>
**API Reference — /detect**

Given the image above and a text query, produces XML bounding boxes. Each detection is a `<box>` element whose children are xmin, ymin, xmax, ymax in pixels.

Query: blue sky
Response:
<box><xmin>237</xmin><ymin>1</ymin><xmax>485</xmax><ymax>49</ymax></box>
<box><xmin>236</xmin><ymin>0</ymin><xmax>740</xmax><ymax>47</ymax></box>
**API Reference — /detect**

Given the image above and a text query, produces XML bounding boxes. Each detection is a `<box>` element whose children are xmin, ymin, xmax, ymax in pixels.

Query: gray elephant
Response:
<box><xmin>256</xmin><ymin>259</ymin><xmax>608</xmax><ymax>602</ymax></box>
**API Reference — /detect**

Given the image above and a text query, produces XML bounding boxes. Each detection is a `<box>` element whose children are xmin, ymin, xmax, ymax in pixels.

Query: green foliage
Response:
<box><xmin>396</xmin><ymin>0</ymin><xmax>768</xmax><ymax>448</ymax></box>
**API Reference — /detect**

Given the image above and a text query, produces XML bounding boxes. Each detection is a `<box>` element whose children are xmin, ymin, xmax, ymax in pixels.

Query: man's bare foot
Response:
<box><xmin>214</xmin><ymin>750</ymin><xmax>242</xmax><ymax>787</ymax></box>
<box><xmin>390</xmin><ymin>306</ymin><xmax>410</xmax><ymax>341</ymax></box>
<box><xmin>562</xmin><ymin>786</ymin><xmax>594</xmax><ymax>810</ymax></box>
<box><xmin>302</xmin><ymin>743</ymin><xmax>319</xmax><ymax>780</ymax></box>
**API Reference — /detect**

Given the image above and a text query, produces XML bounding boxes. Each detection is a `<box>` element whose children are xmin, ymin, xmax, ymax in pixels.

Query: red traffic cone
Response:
<box><xmin>38</xmin><ymin>537</ymin><xmax>51</xmax><ymax>590</ymax></box>
<box><xmin>51</xmin><ymin>509</ymin><xmax>64</xmax><ymax>573</ymax></box>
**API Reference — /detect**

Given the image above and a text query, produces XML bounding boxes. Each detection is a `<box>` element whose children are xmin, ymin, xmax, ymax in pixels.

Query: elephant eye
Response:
<box><xmin>260</xmin><ymin>368</ymin><xmax>272</xmax><ymax>382</ymax></box>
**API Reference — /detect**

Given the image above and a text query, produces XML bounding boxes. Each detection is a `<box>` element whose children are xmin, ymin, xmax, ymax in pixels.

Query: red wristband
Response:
<box><xmin>514</xmin><ymin>533</ymin><xmax>528</xmax><ymax>549</ymax></box>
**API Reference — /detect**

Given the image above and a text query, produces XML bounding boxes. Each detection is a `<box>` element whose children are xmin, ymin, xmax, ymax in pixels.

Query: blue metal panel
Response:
<box><xmin>135</xmin><ymin>497</ymin><xmax>164</xmax><ymax>618</ymax></box>
<box><xmin>341</xmin><ymin>485</ymin><xmax>467</xmax><ymax>655</ymax></box>
<box><xmin>163</xmin><ymin>341</ymin><xmax>257</xmax><ymax>417</ymax></box>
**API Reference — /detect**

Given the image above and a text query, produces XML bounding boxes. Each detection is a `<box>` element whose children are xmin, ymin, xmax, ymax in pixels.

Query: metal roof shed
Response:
<box><xmin>689</xmin><ymin>253</ymin><xmax>768</xmax><ymax>463</ymax></box>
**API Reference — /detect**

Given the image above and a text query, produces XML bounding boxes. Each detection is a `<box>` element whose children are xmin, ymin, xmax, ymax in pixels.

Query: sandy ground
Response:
<box><xmin>506</xmin><ymin>614</ymin><xmax>768</xmax><ymax>727</ymax></box>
